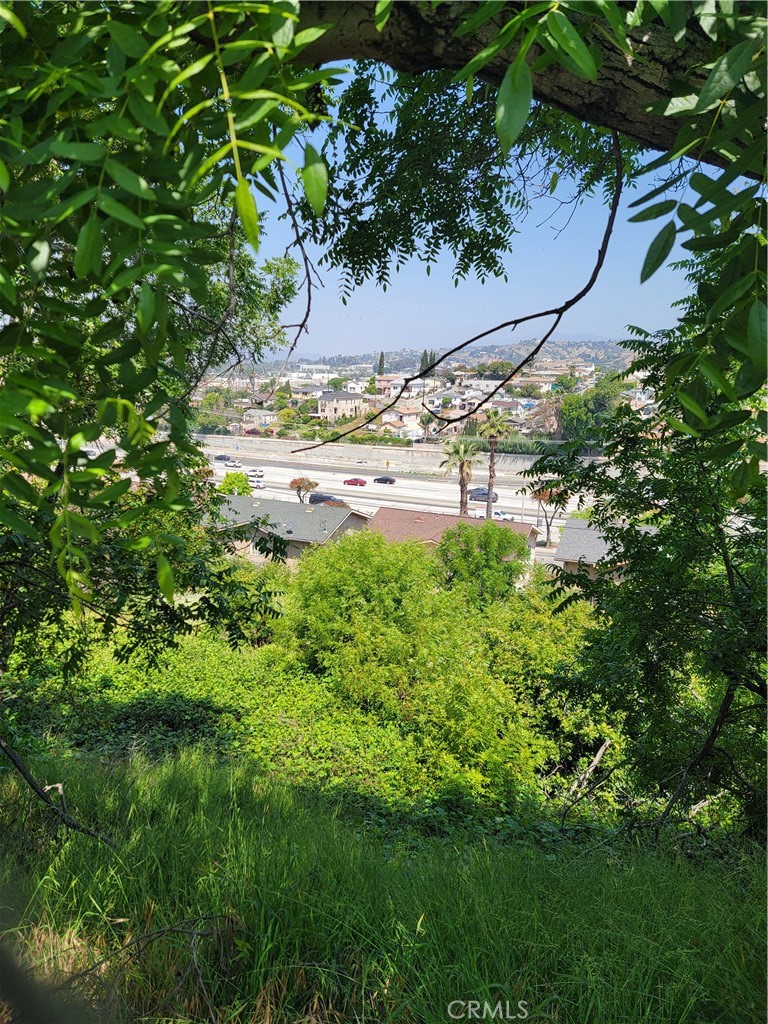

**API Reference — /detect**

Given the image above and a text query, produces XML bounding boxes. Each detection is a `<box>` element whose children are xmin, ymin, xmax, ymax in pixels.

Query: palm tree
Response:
<box><xmin>477</xmin><ymin>408</ymin><xmax>514</xmax><ymax>520</ymax></box>
<box><xmin>440</xmin><ymin>438</ymin><xmax>481</xmax><ymax>515</ymax></box>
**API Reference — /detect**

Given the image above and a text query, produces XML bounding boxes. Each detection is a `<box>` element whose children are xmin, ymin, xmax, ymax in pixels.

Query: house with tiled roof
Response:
<box><xmin>369</xmin><ymin>508</ymin><xmax>540</xmax><ymax>551</ymax></box>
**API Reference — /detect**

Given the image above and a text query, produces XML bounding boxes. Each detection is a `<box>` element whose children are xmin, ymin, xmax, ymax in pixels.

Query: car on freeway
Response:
<box><xmin>309</xmin><ymin>492</ymin><xmax>340</xmax><ymax>505</ymax></box>
<box><xmin>250</xmin><ymin>481</ymin><xmax>266</xmax><ymax>490</ymax></box>
<box><xmin>224</xmin><ymin>459</ymin><xmax>242</xmax><ymax>468</ymax></box>
<box><xmin>468</xmin><ymin>487</ymin><xmax>498</xmax><ymax>502</ymax></box>
<box><xmin>248</xmin><ymin>467</ymin><xmax>265</xmax><ymax>478</ymax></box>
<box><xmin>373</xmin><ymin>475</ymin><xmax>396</xmax><ymax>484</ymax></box>
<box><xmin>343</xmin><ymin>478</ymin><xmax>367</xmax><ymax>486</ymax></box>
<box><xmin>492</xmin><ymin>510</ymin><xmax>514</xmax><ymax>521</ymax></box>
<box><xmin>213</xmin><ymin>453</ymin><xmax>230</xmax><ymax>462</ymax></box>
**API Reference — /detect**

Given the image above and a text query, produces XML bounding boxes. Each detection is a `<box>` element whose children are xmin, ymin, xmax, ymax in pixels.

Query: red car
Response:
<box><xmin>343</xmin><ymin>477</ymin><xmax>367</xmax><ymax>486</ymax></box>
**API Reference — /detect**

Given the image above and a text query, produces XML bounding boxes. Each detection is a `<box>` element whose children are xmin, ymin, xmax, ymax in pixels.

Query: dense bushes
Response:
<box><xmin>7</xmin><ymin>530</ymin><xmax>600</xmax><ymax>827</ymax></box>
<box><xmin>5</xmin><ymin>528</ymin><xmax>752</xmax><ymax>832</ymax></box>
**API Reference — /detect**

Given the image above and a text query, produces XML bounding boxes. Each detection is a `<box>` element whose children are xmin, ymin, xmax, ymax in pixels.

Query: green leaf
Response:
<box><xmin>495</xmin><ymin>58</ymin><xmax>532</xmax><ymax>156</ymax></box>
<box><xmin>627</xmin><ymin>199</ymin><xmax>677</xmax><ymax>223</ymax></box>
<box><xmin>747</xmin><ymin>300</ymin><xmax>766</xmax><ymax>357</ymax></box>
<box><xmin>74</xmin><ymin>215</ymin><xmax>102</xmax><ymax>279</ymax></box>
<box><xmin>271</xmin><ymin>8</ymin><xmax>295</xmax><ymax>48</ymax></box>
<box><xmin>374</xmin><ymin>0</ymin><xmax>394</xmax><ymax>31</ymax></box>
<box><xmin>0</xmin><ymin>505</ymin><xmax>39</xmax><ymax>538</ymax></box>
<box><xmin>301</xmin><ymin>143</ymin><xmax>328</xmax><ymax>217</ymax></box>
<box><xmin>455</xmin><ymin>1</ymin><xmax>507</xmax><ymax>37</ymax></box>
<box><xmin>107</xmin><ymin>20</ymin><xmax>147</xmax><ymax>58</ymax></box>
<box><xmin>679</xmin><ymin>389</ymin><xmax>708</xmax><ymax>423</ymax></box>
<box><xmin>730</xmin><ymin>459</ymin><xmax>754</xmax><ymax>499</ymax></box>
<box><xmin>706</xmin><ymin>439</ymin><xmax>744</xmax><ymax>459</ymax></box>
<box><xmin>0</xmin><ymin>157</ymin><xmax>9</xmax><ymax>194</ymax></box>
<box><xmin>647</xmin><ymin>0</ymin><xmax>670</xmax><ymax>25</ymax></box>
<box><xmin>235</xmin><ymin>177</ymin><xmax>260</xmax><ymax>250</ymax></box>
<box><xmin>293</xmin><ymin>26</ymin><xmax>330</xmax><ymax>48</ymax></box>
<box><xmin>28</xmin><ymin>239</ymin><xmax>50</xmax><ymax>276</ymax></box>
<box><xmin>49</xmin><ymin>140</ymin><xmax>106</xmax><ymax>163</ymax></box>
<box><xmin>546</xmin><ymin>11</ymin><xmax>597</xmax><ymax>80</ymax></box>
<box><xmin>698</xmin><ymin>357</ymin><xmax>735</xmax><ymax>400</ymax></box>
<box><xmin>640</xmin><ymin>221</ymin><xmax>676</xmax><ymax>283</ymax></box>
<box><xmin>89</xmin><ymin>478</ymin><xmax>132</xmax><ymax>503</ymax></box>
<box><xmin>665</xmin><ymin>416</ymin><xmax>699</xmax><ymax>437</ymax></box>
<box><xmin>127</xmin><ymin>92</ymin><xmax>169</xmax><ymax>136</ymax></box>
<box><xmin>97</xmin><ymin>192</ymin><xmax>146</xmax><ymax>230</ymax></box>
<box><xmin>136</xmin><ymin>281</ymin><xmax>156</xmax><ymax>336</ymax></box>
<box><xmin>157</xmin><ymin>552</ymin><xmax>174</xmax><ymax>603</ymax></box>
<box><xmin>705</xmin><ymin>271</ymin><xmax>757</xmax><ymax>325</ymax></box>
<box><xmin>105</xmin><ymin>158</ymin><xmax>153</xmax><ymax>199</ymax></box>
<box><xmin>0</xmin><ymin>4</ymin><xmax>27</xmax><ymax>37</ymax></box>
<box><xmin>695</xmin><ymin>38</ymin><xmax>759</xmax><ymax>112</ymax></box>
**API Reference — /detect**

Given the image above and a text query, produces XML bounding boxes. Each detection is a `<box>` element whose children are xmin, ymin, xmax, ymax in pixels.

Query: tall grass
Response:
<box><xmin>1</xmin><ymin>750</ymin><xmax>763</xmax><ymax>1024</ymax></box>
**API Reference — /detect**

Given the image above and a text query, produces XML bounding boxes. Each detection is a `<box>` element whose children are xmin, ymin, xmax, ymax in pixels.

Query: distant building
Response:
<box><xmin>317</xmin><ymin>390</ymin><xmax>363</xmax><ymax>423</ymax></box>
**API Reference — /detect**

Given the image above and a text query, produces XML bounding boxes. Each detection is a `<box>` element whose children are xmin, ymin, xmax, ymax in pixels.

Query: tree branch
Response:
<box><xmin>0</xmin><ymin>734</ymin><xmax>115</xmax><ymax>849</ymax></box>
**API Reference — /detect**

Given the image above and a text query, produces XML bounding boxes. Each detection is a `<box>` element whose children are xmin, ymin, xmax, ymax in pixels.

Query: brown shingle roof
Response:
<box><xmin>369</xmin><ymin>508</ymin><xmax>539</xmax><ymax>546</ymax></box>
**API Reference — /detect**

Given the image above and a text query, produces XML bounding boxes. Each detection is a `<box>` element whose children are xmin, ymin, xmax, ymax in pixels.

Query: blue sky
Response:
<box><xmin>257</xmin><ymin>170</ymin><xmax>690</xmax><ymax>360</ymax></box>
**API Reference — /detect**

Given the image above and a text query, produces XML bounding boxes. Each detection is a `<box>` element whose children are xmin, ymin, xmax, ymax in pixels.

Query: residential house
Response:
<box><xmin>554</xmin><ymin>517</ymin><xmax>656</xmax><ymax>580</ymax></box>
<box><xmin>242</xmin><ymin>408</ymin><xmax>279</xmax><ymax>430</ymax></box>
<box><xmin>369</xmin><ymin>507</ymin><xmax>540</xmax><ymax>552</ymax></box>
<box><xmin>317</xmin><ymin>390</ymin><xmax>363</xmax><ymax>423</ymax></box>
<box><xmin>216</xmin><ymin>495</ymin><xmax>369</xmax><ymax>564</ymax></box>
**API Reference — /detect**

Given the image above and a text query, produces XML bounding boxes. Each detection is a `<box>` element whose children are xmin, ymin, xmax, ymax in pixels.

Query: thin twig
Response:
<box><xmin>0</xmin><ymin>735</ymin><xmax>115</xmax><ymax>849</ymax></box>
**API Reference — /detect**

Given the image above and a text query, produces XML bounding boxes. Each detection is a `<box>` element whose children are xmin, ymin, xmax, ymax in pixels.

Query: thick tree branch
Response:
<box><xmin>296</xmin><ymin>2</ymin><xmax>753</xmax><ymax>174</ymax></box>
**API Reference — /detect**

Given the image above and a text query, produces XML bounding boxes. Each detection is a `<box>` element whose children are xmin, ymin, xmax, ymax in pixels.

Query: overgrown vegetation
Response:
<box><xmin>1</xmin><ymin>751</ymin><xmax>763</xmax><ymax>1024</ymax></box>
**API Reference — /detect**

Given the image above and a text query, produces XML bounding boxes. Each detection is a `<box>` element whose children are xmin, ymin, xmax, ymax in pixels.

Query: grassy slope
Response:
<box><xmin>1</xmin><ymin>750</ymin><xmax>764</xmax><ymax>1024</ymax></box>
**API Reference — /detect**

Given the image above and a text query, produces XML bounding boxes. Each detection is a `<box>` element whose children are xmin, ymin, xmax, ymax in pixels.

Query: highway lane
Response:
<box><xmin>209</xmin><ymin>454</ymin><xmax>578</xmax><ymax>530</ymax></box>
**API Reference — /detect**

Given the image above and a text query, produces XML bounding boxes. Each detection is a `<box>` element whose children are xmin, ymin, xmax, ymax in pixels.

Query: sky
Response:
<box><xmin>256</xmin><ymin>181</ymin><xmax>690</xmax><ymax>361</ymax></box>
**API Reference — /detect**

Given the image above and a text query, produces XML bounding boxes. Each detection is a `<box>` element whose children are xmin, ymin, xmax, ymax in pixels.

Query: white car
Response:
<box><xmin>470</xmin><ymin>509</ymin><xmax>514</xmax><ymax>522</ymax></box>
<box><xmin>224</xmin><ymin>459</ymin><xmax>242</xmax><ymax>468</ymax></box>
<box><xmin>248</xmin><ymin>467</ymin><xmax>265</xmax><ymax>478</ymax></box>
<box><xmin>250</xmin><ymin>481</ymin><xmax>265</xmax><ymax>490</ymax></box>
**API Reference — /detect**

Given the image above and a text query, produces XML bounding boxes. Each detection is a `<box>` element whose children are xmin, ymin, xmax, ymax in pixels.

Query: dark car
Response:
<box><xmin>468</xmin><ymin>487</ymin><xmax>498</xmax><ymax>502</ymax></box>
<box><xmin>309</xmin><ymin>492</ymin><xmax>339</xmax><ymax>505</ymax></box>
<box><xmin>373</xmin><ymin>475</ymin><xmax>396</xmax><ymax>484</ymax></box>
<box><xmin>213</xmin><ymin>453</ymin><xmax>230</xmax><ymax>461</ymax></box>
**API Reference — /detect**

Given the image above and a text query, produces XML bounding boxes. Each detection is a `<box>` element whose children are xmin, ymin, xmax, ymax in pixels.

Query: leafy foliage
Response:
<box><xmin>437</xmin><ymin>520</ymin><xmax>530</xmax><ymax>607</ymax></box>
<box><xmin>218</xmin><ymin>471</ymin><xmax>252</xmax><ymax>495</ymax></box>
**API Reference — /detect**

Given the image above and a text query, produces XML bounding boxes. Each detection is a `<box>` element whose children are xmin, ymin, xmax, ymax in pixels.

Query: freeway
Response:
<box><xmin>205</xmin><ymin>444</ymin><xmax>578</xmax><ymax>532</ymax></box>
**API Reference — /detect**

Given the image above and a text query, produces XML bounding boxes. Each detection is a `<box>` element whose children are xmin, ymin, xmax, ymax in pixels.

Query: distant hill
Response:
<box><xmin>256</xmin><ymin>337</ymin><xmax>635</xmax><ymax>374</ymax></box>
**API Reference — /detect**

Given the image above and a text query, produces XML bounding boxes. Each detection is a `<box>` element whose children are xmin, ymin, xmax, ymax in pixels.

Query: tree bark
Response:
<box><xmin>297</xmin><ymin>2</ymin><xmax>747</xmax><ymax>172</ymax></box>
<box><xmin>486</xmin><ymin>440</ymin><xmax>496</xmax><ymax>521</ymax></box>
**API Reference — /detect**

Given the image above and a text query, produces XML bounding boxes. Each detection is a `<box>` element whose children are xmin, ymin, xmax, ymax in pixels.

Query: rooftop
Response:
<box><xmin>217</xmin><ymin>495</ymin><xmax>366</xmax><ymax>545</ymax></box>
<box><xmin>370</xmin><ymin>507</ymin><xmax>540</xmax><ymax>546</ymax></box>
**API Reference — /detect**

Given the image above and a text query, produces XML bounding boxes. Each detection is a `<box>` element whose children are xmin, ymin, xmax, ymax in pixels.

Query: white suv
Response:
<box><xmin>248</xmin><ymin>467</ymin><xmax>265</xmax><ymax>478</ymax></box>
